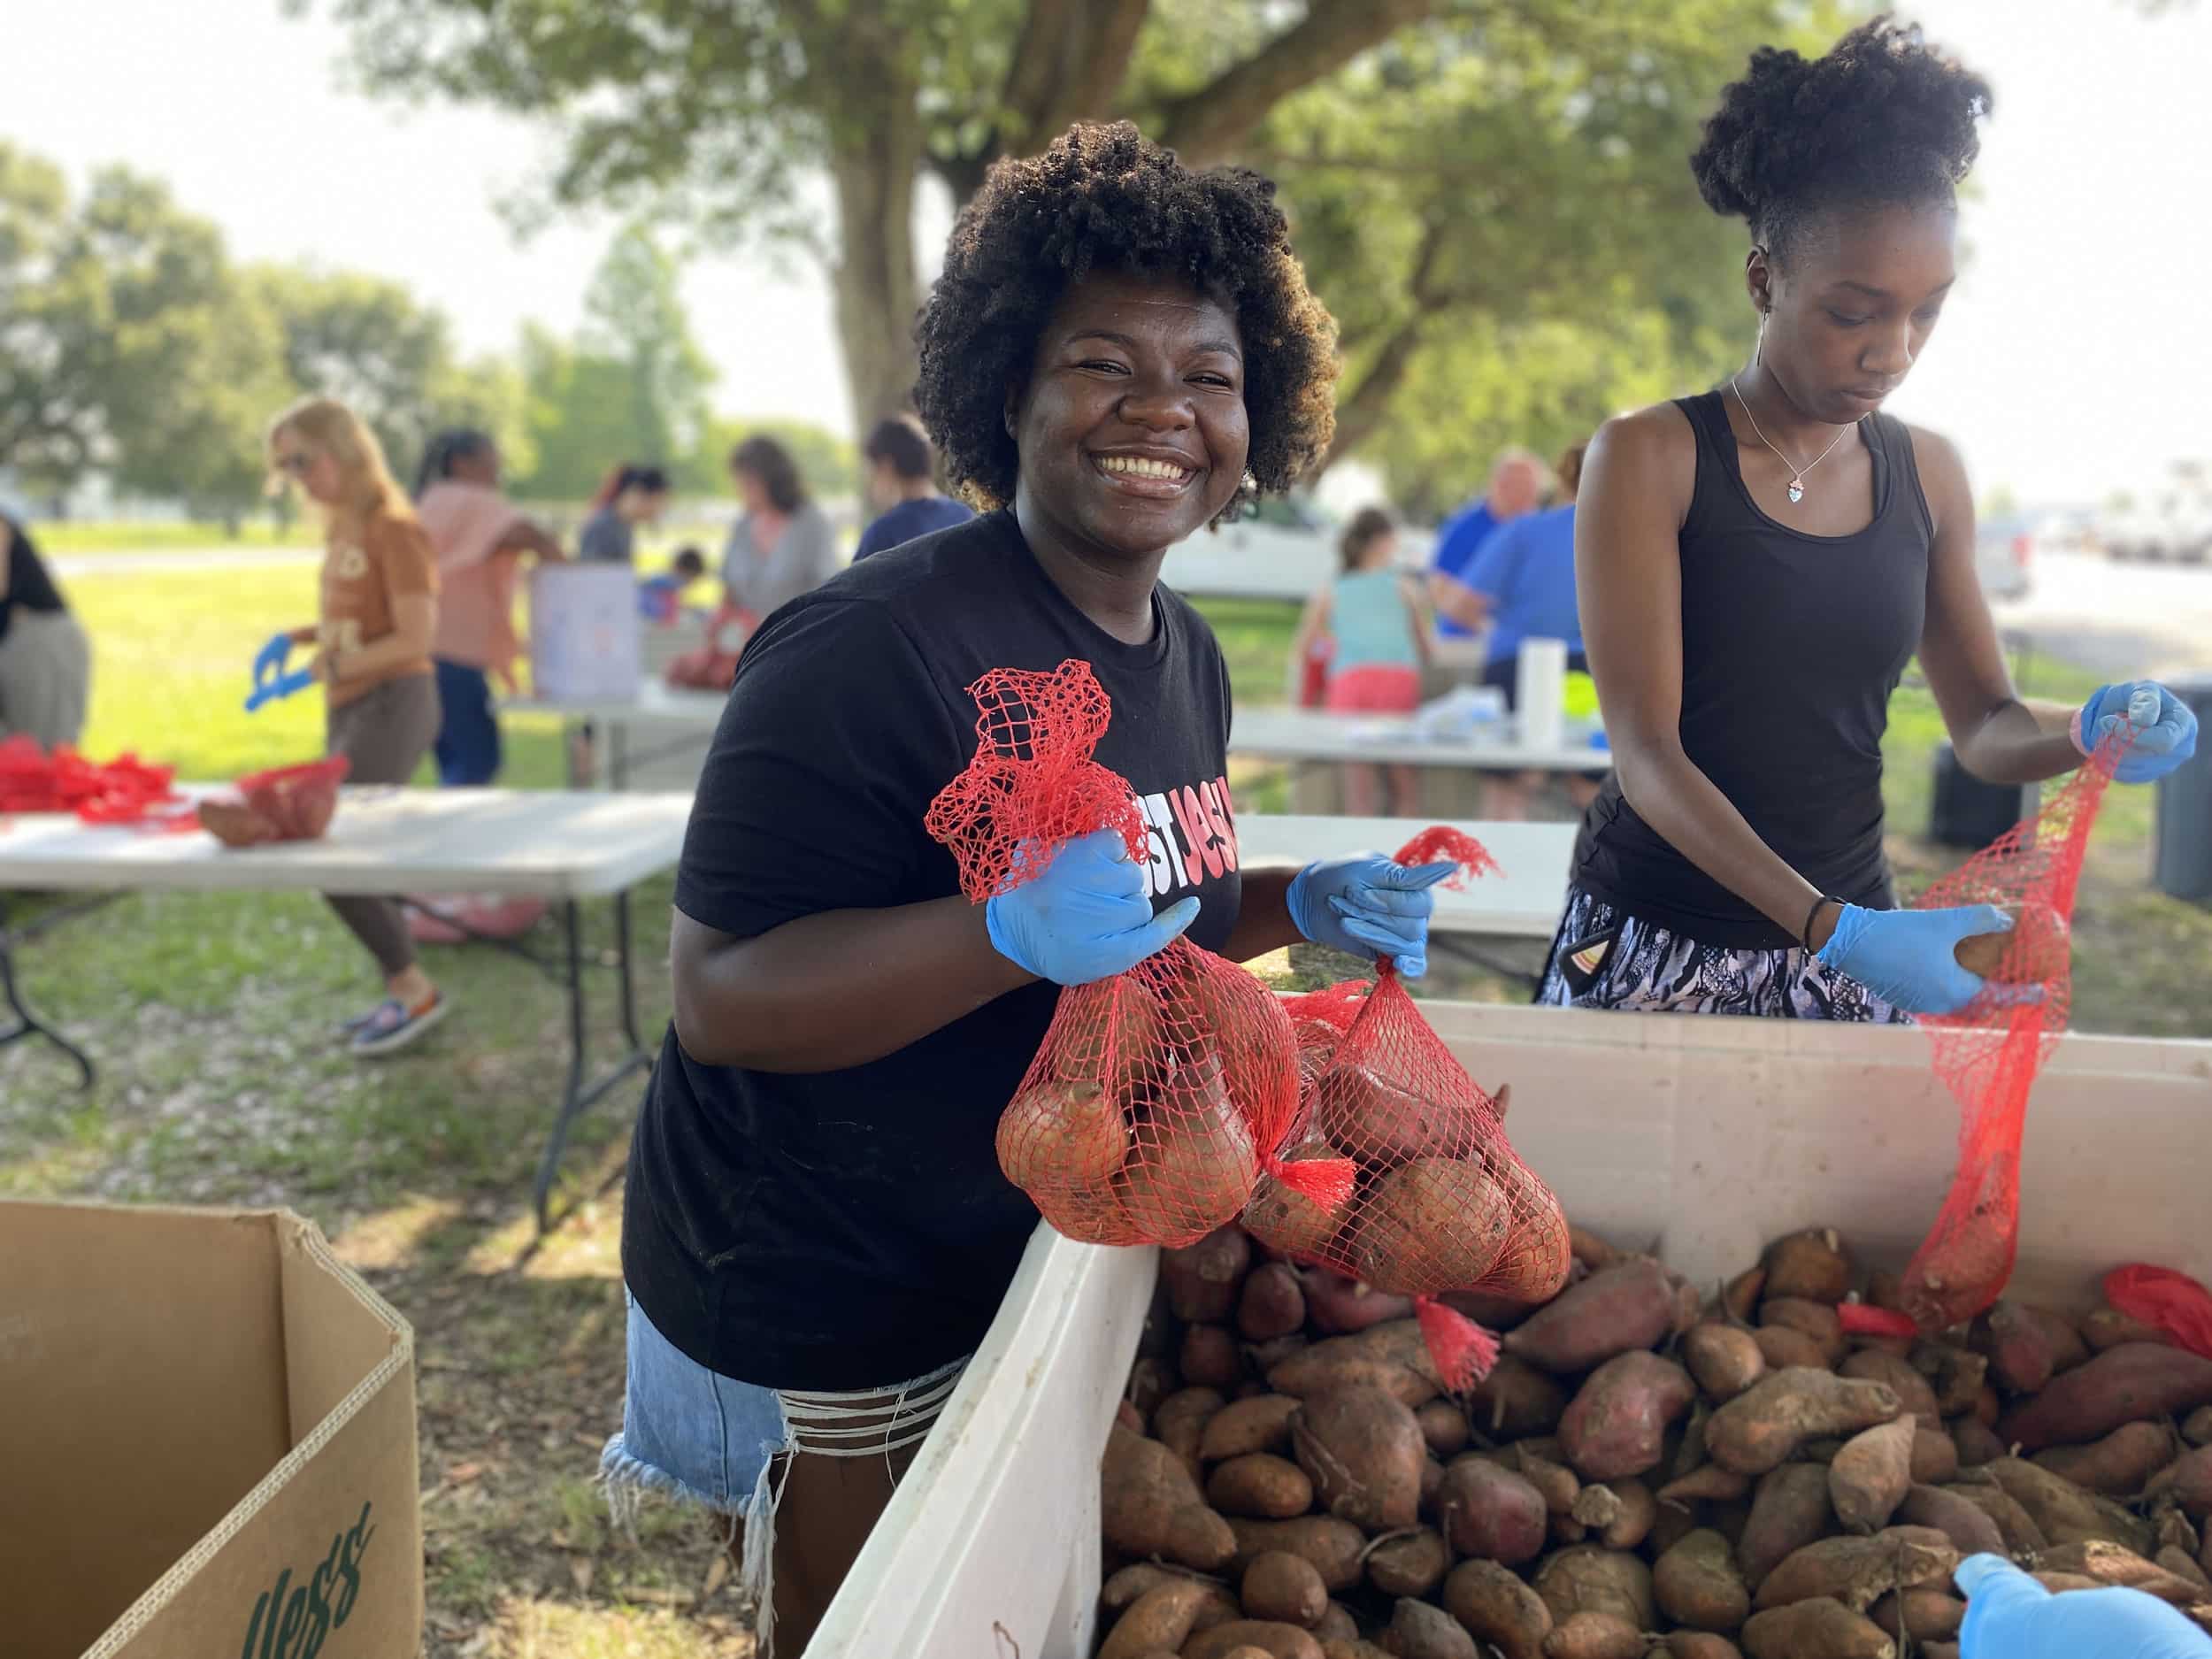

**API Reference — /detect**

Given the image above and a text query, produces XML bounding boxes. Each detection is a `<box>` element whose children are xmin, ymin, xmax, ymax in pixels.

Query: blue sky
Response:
<box><xmin>12</xmin><ymin>0</ymin><xmax>2208</xmax><ymax>507</ymax></box>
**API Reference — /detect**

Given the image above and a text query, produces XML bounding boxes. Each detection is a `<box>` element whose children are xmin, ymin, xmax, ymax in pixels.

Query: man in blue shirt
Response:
<box><xmin>1428</xmin><ymin>448</ymin><xmax>1546</xmax><ymax>643</ymax></box>
<box><xmin>852</xmin><ymin>416</ymin><xmax>973</xmax><ymax>561</ymax></box>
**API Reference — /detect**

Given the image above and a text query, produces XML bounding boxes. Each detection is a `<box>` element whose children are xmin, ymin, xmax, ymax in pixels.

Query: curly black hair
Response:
<box><xmin>914</xmin><ymin>121</ymin><xmax>1338</xmax><ymax>521</ymax></box>
<box><xmin>1691</xmin><ymin>17</ymin><xmax>1993</xmax><ymax>263</ymax></box>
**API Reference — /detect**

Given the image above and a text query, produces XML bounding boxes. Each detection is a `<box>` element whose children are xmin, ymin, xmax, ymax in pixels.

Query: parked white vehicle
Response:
<box><xmin>1975</xmin><ymin>512</ymin><xmax>2035</xmax><ymax>602</ymax></box>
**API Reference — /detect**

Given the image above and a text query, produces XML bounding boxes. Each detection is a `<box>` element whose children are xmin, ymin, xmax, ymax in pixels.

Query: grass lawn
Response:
<box><xmin>5</xmin><ymin>564</ymin><xmax>2208</xmax><ymax>1655</ymax></box>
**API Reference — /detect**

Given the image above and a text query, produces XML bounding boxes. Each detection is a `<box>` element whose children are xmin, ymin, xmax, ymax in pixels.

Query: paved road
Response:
<box><xmin>1995</xmin><ymin>550</ymin><xmax>2212</xmax><ymax>683</ymax></box>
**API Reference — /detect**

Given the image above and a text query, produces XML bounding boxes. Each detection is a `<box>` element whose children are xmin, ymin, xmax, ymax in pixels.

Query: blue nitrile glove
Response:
<box><xmin>984</xmin><ymin>827</ymin><xmax>1201</xmax><ymax>986</ymax></box>
<box><xmin>2078</xmin><ymin>681</ymin><xmax>2199</xmax><ymax>784</ymax></box>
<box><xmin>243</xmin><ymin>665</ymin><xmax>317</xmax><ymax>714</ymax></box>
<box><xmin>251</xmin><ymin>632</ymin><xmax>294</xmax><ymax>692</ymax></box>
<box><xmin>1286</xmin><ymin>856</ymin><xmax>1459</xmax><ymax>979</ymax></box>
<box><xmin>1958</xmin><ymin>1554</ymin><xmax>2212</xmax><ymax>1658</ymax></box>
<box><xmin>1815</xmin><ymin>902</ymin><xmax>2013</xmax><ymax>1017</ymax></box>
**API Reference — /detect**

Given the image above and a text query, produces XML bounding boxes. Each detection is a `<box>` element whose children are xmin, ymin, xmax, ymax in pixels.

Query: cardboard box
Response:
<box><xmin>2</xmin><ymin>1201</ymin><xmax>421</xmax><ymax>1659</ymax></box>
<box><xmin>529</xmin><ymin>563</ymin><xmax>642</xmax><ymax>703</ymax></box>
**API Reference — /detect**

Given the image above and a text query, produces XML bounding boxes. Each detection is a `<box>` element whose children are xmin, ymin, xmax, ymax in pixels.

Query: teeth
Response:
<box><xmin>1099</xmin><ymin>455</ymin><xmax>1189</xmax><ymax>480</ymax></box>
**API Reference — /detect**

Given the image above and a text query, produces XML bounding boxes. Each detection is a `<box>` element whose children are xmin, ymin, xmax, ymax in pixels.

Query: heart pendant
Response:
<box><xmin>1787</xmin><ymin>480</ymin><xmax>1805</xmax><ymax>503</ymax></box>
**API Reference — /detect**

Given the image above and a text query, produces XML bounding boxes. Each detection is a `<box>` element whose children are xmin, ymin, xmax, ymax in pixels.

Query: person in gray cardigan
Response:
<box><xmin>721</xmin><ymin>435</ymin><xmax>836</xmax><ymax>624</ymax></box>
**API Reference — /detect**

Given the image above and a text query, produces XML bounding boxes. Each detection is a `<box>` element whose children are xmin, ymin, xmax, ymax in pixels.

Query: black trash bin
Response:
<box><xmin>1929</xmin><ymin>742</ymin><xmax>2039</xmax><ymax>850</ymax></box>
<box><xmin>2154</xmin><ymin>673</ymin><xmax>2212</xmax><ymax>902</ymax></box>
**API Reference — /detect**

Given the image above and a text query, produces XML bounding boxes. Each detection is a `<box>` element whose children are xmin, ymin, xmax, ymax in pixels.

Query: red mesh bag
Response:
<box><xmin>1250</xmin><ymin>829</ymin><xmax>1572</xmax><ymax>1388</ymax></box>
<box><xmin>2104</xmin><ymin>1265</ymin><xmax>2212</xmax><ymax>1361</ymax></box>
<box><xmin>1900</xmin><ymin>731</ymin><xmax>2129</xmax><ymax>1332</ymax></box>
<box><xmin>925</xmin><ymin>660</ymin><xmax>1354</xmax><ymax>1249</ymax></box>
<box><xmin>201</xmin><ymin>756</ymin><xmax>352</xmax><ymax>848</ymax></box>
<box><xmin>0</xmin><ymin>736</ymin><xmax>188</xmax><ymax>826</ymax></box>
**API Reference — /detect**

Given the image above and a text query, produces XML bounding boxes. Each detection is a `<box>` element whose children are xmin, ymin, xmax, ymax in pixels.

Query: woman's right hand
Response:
<box><xmin>984</xmin><ymin>827</ymin><xmax>1199</xmax><ymax>986</ymax></box>
<box><xmin>1814</xmin><ymin>902</ymin><xmax>2013</xmax><ymax>1015</ymax></box>
<box><xmin>1957</xmin><ymin>1555</ymin><xmax>2212</xmax><ymax>1657</ymax></box>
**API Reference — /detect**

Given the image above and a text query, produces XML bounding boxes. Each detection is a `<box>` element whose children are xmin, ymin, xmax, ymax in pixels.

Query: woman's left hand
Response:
<box><xmin>1287</xmin><ymin>855</ymin><xmax>1459</xmax><ymax>978</ymax></box>
<box><xmin>2076</xmin><ymin>681</ymin><xmax>2199</xmax><ymax>783</ymax></box>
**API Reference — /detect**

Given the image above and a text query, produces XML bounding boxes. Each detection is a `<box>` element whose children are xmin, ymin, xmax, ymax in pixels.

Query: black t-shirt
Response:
<box><xmin>623</xmin><ymin>510</ymin><xmax>1246</xmax><ymax>1390</ymax></box>
<box><xmin>0</xmin><ymin>518</ymin><xmax>68</xmax><ymax>646</ymax></box>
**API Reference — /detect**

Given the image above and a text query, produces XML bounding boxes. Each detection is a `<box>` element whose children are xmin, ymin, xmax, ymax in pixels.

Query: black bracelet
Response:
<box><xmin>1801</xmin><ymin>895</ymin><xmax>1836</xmax><ymax>953</ymax></box>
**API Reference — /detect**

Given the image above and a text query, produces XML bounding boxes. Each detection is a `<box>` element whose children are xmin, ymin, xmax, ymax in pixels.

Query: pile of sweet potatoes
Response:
<box><xmin>1097</xmin><ymin>1222</ymin><xmax>2212</xmax><ymax>1659</ymax></box>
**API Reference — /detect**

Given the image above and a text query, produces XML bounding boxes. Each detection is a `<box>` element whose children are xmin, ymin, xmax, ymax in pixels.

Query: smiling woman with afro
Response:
<box><xmin>604</xmin><ymin>120</ymin><xmax>1469</xmax><ymax>1659</ymax></box>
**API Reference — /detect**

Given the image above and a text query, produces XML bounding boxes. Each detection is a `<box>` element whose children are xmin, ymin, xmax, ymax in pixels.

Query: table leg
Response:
<box><xmin>0</xmin><ymin>903</ymin><xmax>95</xmax><ymax>1089</ymax></box>
<box><xmin>611</xmin><ymin>720</ymin><xmax>629</xmax><ymax>792</ymax></box>
<box><xmin>533</xmin><ymin>891</ymin><xmax>655</xmax><ymax>1233</ymax></box>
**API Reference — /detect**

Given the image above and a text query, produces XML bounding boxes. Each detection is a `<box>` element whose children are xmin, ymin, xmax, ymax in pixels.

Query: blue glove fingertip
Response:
<box><xmin>1376</xmin><ymin>859</ymin><xmax>1461</xmax><ymax>891</ymax></box>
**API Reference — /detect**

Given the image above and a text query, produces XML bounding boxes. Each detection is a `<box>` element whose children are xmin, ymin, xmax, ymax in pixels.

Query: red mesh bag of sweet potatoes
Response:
<box><xmin>1900</xmin><ymin>728</ymin><xmax>2129</xmax><ymax>1333</ymax></box>
<box><xmin>925</xmin><ymin>659</ymin><xmax>1354</xmax><ymax>1250</ymax></box>
<box><xmin>1249</xmin><ymin>829</ymin><xmax>1572</xmax><ymax>1387</ymax></box>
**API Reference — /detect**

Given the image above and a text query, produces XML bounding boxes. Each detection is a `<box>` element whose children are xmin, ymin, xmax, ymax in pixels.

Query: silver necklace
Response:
<box><xmin>1730</xmin><ymin>376</ymin><xmax>1854</xmax><ymax>504</ymax></box>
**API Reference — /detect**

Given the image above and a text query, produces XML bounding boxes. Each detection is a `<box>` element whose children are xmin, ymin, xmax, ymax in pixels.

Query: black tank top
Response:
<box><xmin>1571</xmin><ymin>390</ymin><xmax>1933</xmax><ymax>948</ymax></box>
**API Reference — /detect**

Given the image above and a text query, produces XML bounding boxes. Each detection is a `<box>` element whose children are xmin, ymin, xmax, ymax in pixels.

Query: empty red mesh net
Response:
<box><xmin>926</xmin><ymin>660</ymin><xmax>1351</xmax><ymax>1249</ymax></box>
<box><xmin>1900</xmin><ymin>732</ymin><xmax>2128</xmax><ymax>1332</ymax></box>
<box><xmin>1250</xmin><ymin>829</ymin><xmax>1571</xmax><ymax>1388</ymax></box>
<box><xmin>2104</xmin><ymin>1265</ymin><xmax>2212</xmax><ymax>1361</ymax></box>
<box><xmin>0</xmin><ymin>736</ymin><xmax>188</xmax><ymax>826</ymax></box>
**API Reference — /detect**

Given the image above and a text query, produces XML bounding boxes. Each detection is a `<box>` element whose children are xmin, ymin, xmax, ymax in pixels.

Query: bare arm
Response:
<box><xmin>1910</xmin><ymin>428</ymin><xmax>2079</xmax><ymax>784</ymax></box>
<box><xmin>1578</xmin><ymin>409</ymin><xmax>1834</xmax><ymax>941</ymax></box>
<box><xmin>326</xmin><ymin>594</ymin><xmax>436</xmax><ymax>685</ymax></box>
<box><xmin>671</xmin><ymin>900</ymin><xmax>1034</xmax><ymax>1071</ymax></box>
<box><xmin>1400</xmin><ymin>572</ymin><xmax>1435</xmax><ymax>669</ymax></box>
<box><xmin>496</xmin><ymin>517</ymin><xmax>568</xmax><ymax>563</ymax></box>
<box><xmin>1286</xmin><ymin>586</ymin><xmax>1331</xmax><ymax>697</ymax></box>
<box><xmin>1428</xmin><ymin>572</ymin><xmax>1488</xmax><ymax>632</ymax></box>
<box><xmin>1223</xmin><ymin>867</ymin><xmax>1300</xmax><ymax>962</ymax></box>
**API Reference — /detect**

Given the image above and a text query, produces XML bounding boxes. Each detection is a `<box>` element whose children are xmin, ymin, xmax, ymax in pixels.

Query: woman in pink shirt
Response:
<box><xmin>414</xmin><ymin>429</ymin><xmax>565</xmax><ymax>785</ymax></box>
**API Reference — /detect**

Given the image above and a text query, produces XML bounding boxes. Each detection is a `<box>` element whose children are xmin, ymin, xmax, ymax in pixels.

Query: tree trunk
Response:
<box><xmin>827</xmin><ymin>96</ymin><xmax>926</xmax><ymax>443</ymax></box>
<box><xmin>1317</xmin><ymin>316</ymin><xmax>1429</xmax><ymax>469</ymax></box>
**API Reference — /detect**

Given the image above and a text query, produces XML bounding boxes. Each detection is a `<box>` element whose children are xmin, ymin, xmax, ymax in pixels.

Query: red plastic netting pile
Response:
<box><xmin>0</xmin><ymin>737</ymin><xmax>187</xmax><ymax>826</ymax></box>
<box><xmin>926</xmin><ymin>660</ymin><xmax>1348</xmax><ymax>1252</ymax></box>
<box><xmin>1257</xmin><ymin>831</ymin><xmax>1572</xmax><ymax>1387</ymax></box>
<box><xmin>1900</xmin><ymin>727</ymin><xmax>2128</xmax><ymax>1332</ymax></box>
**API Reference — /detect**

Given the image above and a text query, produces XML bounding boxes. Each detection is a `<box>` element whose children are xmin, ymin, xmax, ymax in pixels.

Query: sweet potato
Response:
<box><xmin>1294</xmin><ymin>1386</ymin><xmax>1428</xmax><ymax>1533</ymax></box>
<box><xmin>1270</xmin><ymin>1321</ymin><xmax>1442</xmax><ymax>1409</ymax></box>
<box><xmin>1239</xmin><ymin>1263</ymin><xmax>1308</xmax><ymax>1344</ymax></box>
<box><xmin>1950</xmin><ymin>1417</ymin><xmax>2005</xmax><ymax>1469</ymax></box>
<box><xmin>1533</xmin><ymin>1545</ymin><xmax>1658</xmax><ymax>1631</ymax></box>
<box><xmin>1478</xmin><ymin>1153</ymin><xmax>1576</xmax><ymax>1308</ymax></box>
<box><xmin>1755</xmin><ymin>1326</ymin><xmax>1829</xmax><ymax>1372</ymax></box>
<box><xmin>1227</xmin><ymin>1517</ymin><xmax>1368</xmax><ymax>1593</ymax></box>
<box><xmin>1504</xmin><ymin>1257</ymin><xmax>1679</xmax><ymax>1374</ymax></box>
<box><xmin>1116</xmin><ymin>1104</ymin><xmax>1258</xmax><ymax>1244</ymax></box>
<box><xmin>1100</xmin><ymin>1578</ymin><xmax>1217</xmax><ymax>1659</ymax></box>
<box><xmin>1347</xmin><ymin>1159</ymin><xmax>1513</xmax><ymax>1294</ymax></box>
<box><xmin>1952</xmin><ymin>902</ymin><xmax>2069</xmax><ymax>981</ymax></box>
<box><xmin>2001</xmin><ymin>1343</ymin><xmax>2212</xmax><ymax>1454</ymax></box>
<box><xmin>1164</xmin><ymin>1225</ymin><xmax>1255</xmax><ymax>1322</ymax></box>
<box><xmin>1416</xmin><ymin>1400</ymin><xmax>1470</xmax><ymax>1458</ymax></box>
<box><xmin>1686</xmin><ymin>1325</ymin><xmax>1767</xmax><ymax>1404</ymax></box>
<box><xmin>1909</xmin><ymin>1427</ymin><xmax>1960</xmax><ymax>1486</ymax></box>
<box><xmin>1560</xmin><ymin>1351</ymin><xmax>1696</xmax><ymax>1481</ymax></box>
<box><xmin>1320</xmin><ymin>1645</ymin><xmax>1394</xmax><ymax>1659</ymax></box>
<box><xmin>1158</xmin><ymin>1387</ymin><xmax>1228</xmax><ymax>1480</ymax></box>
<box><xmin>1829</xmin><ymin>1418</ymin><xmax>1916</xmax><ymax>1534</ymax></box>
<box><xmin>1662</xmin><ymin>1638</ymin><xmax>1746</xmax><ymax>1659</ymax></box>
<box><xmin>999</xmin><ymin>1075</ymin><xmax>1130</xmax><ymax>1194</ymax></box>
<box><xmin>1541</xmin><ymin>1612</ymin><xmax>1642</xmax><ymax>1659</ymax></box>
<box><xmin>1246</xmin><ymin>1152</ymin><xmax>1355</xmax><ymax>1260</ymax></box>
<box><xmin>1985</xmin><ymin>1456</ymin><xmax>2158</xmax><ymax>1553</ymax></box>
<box><xmin>1421</xmin><ymin>1455</ymin><xmax>1446</xmax><ymax>1514</ymax></box>
<box><xmin>1186</xmin><ymin>1622</ymin><xmax>1325</xmax><ymax>1659</ymax></box>
<box><xmin>1837</xmin><ymin>1349</ymin><xmax>1941</xmax><ymax>1429</ymax></box>
<box><xmin>1752</xmin><ymin>1527</ymin><xmax>1958</xmax><ymax>1614</ymax></box>
<box><xmin>1656</xmin><ymin>1528</ymin><xmax>1752</xmax><ymax>1632</ymax></box>
<box><xmin>1912</xmin><ymin>1345</ymin><xmax>1989</xmax><ymax>1419</ymax></box>
<box><xmin>2033</xmin><ymin>1419</ymin><xmax>2177</xmax><ymax>1497</ymax></box>
<box><xmin>1509</xmin><ymin>1442</ymin><xmax>1583</xmax><ymax>1518</ymax></box>
<box><xmin>2083</xmin><ymin>1306</ymin><xmax>2174</xmax><ymax>1352</ymax></box>
<box><xmin>1205</xmin><ymin>1395</ymin><xmax>1304</xmax><ymax>1463</ymax></box>
<box><xmin>1659</xmin><ymin>1465</ymin><xmax>1752</xmax><ymax>1506</ymax></box>
<box><xmin>2185</xmin><ymin>1405</ymin><xmax>2212</xmax><ymax>1448</ymax></box>
<box><xmin>1377</xmin><ymin>1597</ymin><xmax>1476</xmax><ymax>1659</ymax></box>
<box><xmin>1301</xmin><ymin>1269</ymin><xmax>1417</xmax><ymax>1335</ymax></box>
<box><xmin>1724</xmin><ymin>1266</ymin><xmax>1767</xmax><ymax>1325</ymax></box>
<box><xmin>1938</xmin><ymin>1479</ymin><xmax>2047</xmax><ymax>1554</ymax></box>
<box><xmin>1315</xmin><ymin>1604</ymin><xmax>1359</xmax><ymax>1643</ymax></box>
<box><xmin>2150</xmin><ymin>1445</ymin><xmax>2212</xmax><ymax>1518</ymax></box>
<box><xmin>1184</xmin><ymin>1325</ymin><xmax>1243</xmax><ymax>1391</ymax></box>
<box><xmin>2161</xmin><ymin>1546</ymin><xmax>2212</xmax><ymax>1594</ymax></box>
<box><xmin>1977</xmin><ymin>1302</ymin><xmax>2089</xmax><ymax>1395</ymax></box>
<box><xmin>1102</xmin><ymin>1563</ymin><xmax>1212</xmax><ymax>1617</ymax></box>
<box><xmin>1740</xmin><ymin>1598</ymin><xmax>1896</xmax><ymax>1659</ymax></box>
<box><xmin>1896</xmin><ymin>1484</ymin><xmax>2005</xmax><ymax>1558</ymax></box>
<box><xmin>1867</xmin><ymin>1587</ymin><xmax>1964</xmax><ymax>1642</ymax></box>
<box><xmin>1102</xmin><ymin>1425</ymin><xmax>1237</xmax><ymax>1570</ymax></box>
<box><xmin>1445</xmin><ymin>1558</ymin><xmax>1555</xmax><ymax>1659</ymax></box>
<box><xmin>1244</xmin><ymin>1551</ymin><xmax>1330</xmax><ymax>1628</ymax></box>
<box><xmin>1436</xmin><ymin>1457</ymin><xmax>1548</xmax><ymax>1564</ymax></box>
<box><xmin>2033</xmin><ymin>1540</ymin><xmax>2208</xmax><ymax>1607</ymax></box>
<box><xmin>1365</xmin><ymin>1527</ymin><xmax>1449</xmax><ymax>1599</ymax></box>
<box><xmin>1571</xmin><ymin>1225</ymin><xmax>1628</xmax><ymax>1273</ymax></box>
<box><xmin>1708</xmin><ymin>1369</ymin><xmax>1902</xmax><ymax>1476</ymax></box>
<box><xmin>1764</xmin><ymin>1228</ymin><xmax>1852</xmax><ymax>1305</ymax></box>
<box><xmin>1739</xmin><ymin>1464</ymin><xmax>1835</xmax><ymax>1593</ymax></box>
<box><xmin>1573</xmin><ymin>1476</ymin><xmax>1656</xmax><ymax>1551</ymax></box>
<box><xmin>1760</xmin><ymin>1298</ymin><xmax>1847</xmax><ymax>1367</ymax></box>
<box><xmin>1314</xmin><ymin>1064</ymin><xmax>1458</xmax><ymax>1166</ymax></box>
<box><xmin>1210</xmin><ymin>1454</ymin><xmax>1316</xmax><ymax>1521</ymax></box>
<box><xmin>1471</xmin><ymin>1356</ymin><xmax>1569</xmax><ymax>1440</ymax></box>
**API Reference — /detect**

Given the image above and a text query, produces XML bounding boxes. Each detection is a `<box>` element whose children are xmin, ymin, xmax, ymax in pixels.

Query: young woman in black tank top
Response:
<box><xmin>1541</xmin><ymin>20</ymin><xmax>2197</xmax><ymax>1021</ymax></box>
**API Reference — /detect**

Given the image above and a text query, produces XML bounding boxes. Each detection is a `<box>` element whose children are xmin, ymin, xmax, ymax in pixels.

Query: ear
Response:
<box><xmin>1745</xmin><ymin>245</ymin><xmax>1776</xmax><ymax>317</ymax></box>
<box><xmin>1003</xmin><ymin>381</ymin><xmax>1022</xmax><ymax>441</ymax></box>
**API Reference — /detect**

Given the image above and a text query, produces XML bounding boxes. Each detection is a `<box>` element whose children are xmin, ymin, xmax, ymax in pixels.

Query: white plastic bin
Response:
<box><xmin>810</xmin><ymin>1003</ymin><xmax>2212</xmax><ymax>1659</ymax></box>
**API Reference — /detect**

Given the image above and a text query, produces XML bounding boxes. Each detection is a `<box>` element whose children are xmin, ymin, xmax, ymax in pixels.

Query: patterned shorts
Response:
<box><xmin>1536</xmin><ymin>886</ymin><xmax>1910</xmax><ymax>1023</ymax></box>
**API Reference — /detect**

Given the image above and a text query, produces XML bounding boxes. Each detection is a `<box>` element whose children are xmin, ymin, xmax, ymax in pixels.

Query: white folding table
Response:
<box><xmin>0</xmin><ymin>787</ymin><xmax>693</xmax><ymax>1229</ymax></box>
<box><xmin>501</xmin><ymin>681</ymin><xmax>729</xmax><ymax>788</ymax></box>
<box><xmin>1233</xmin><ymin>814</ymin><xmax>1577</xmax><ymax>939</ymax></box>
<box><xmin>1230</xmin><ymin>705</ymin><xmax>1610</xmax><ymax>774</ymax></box>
